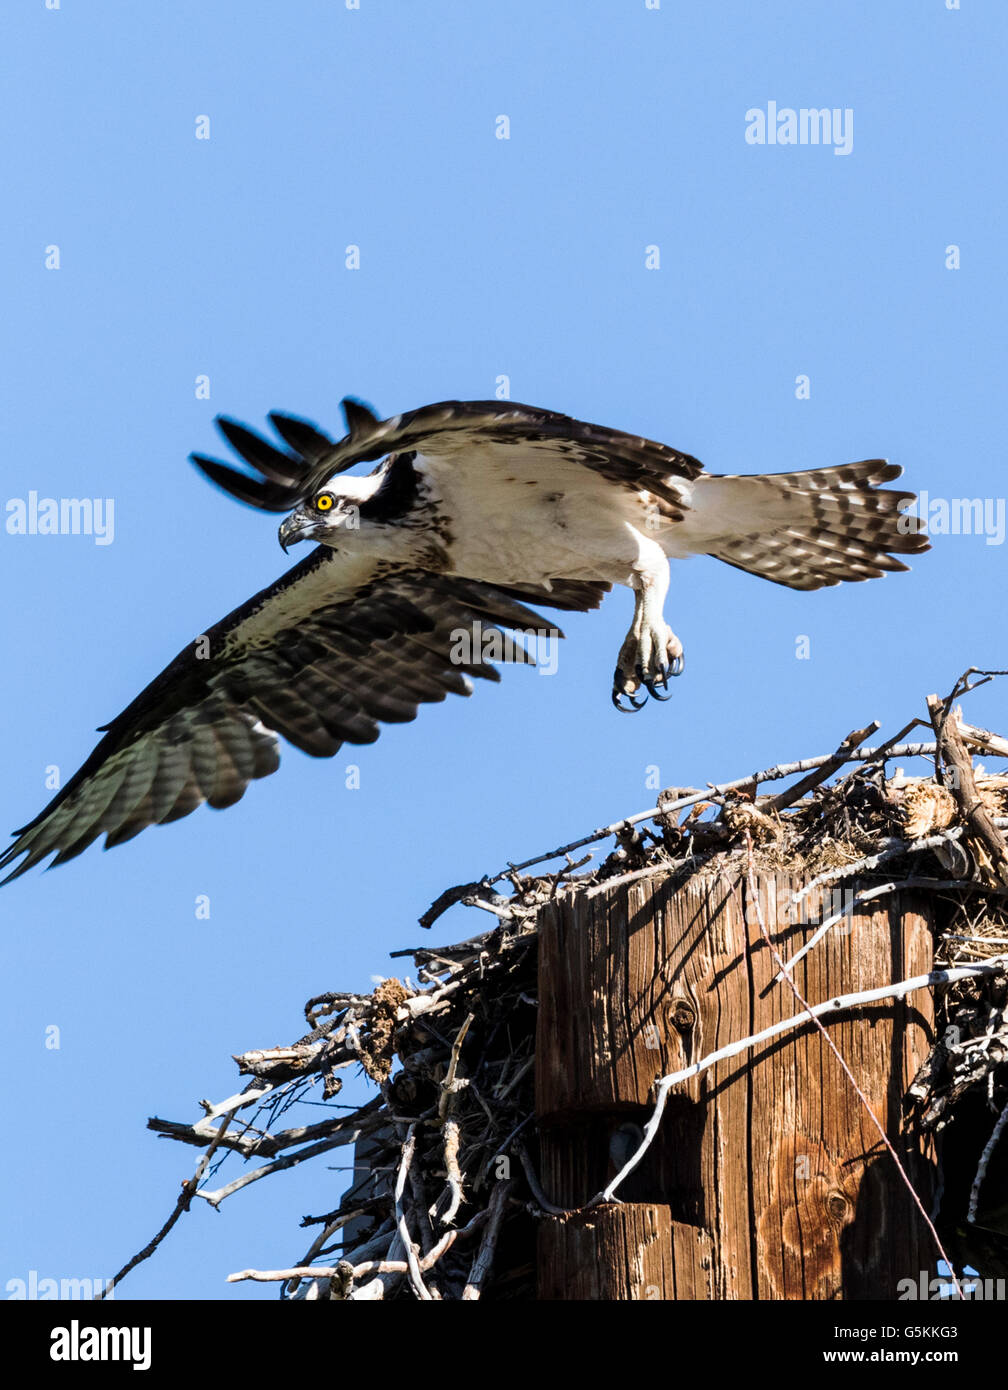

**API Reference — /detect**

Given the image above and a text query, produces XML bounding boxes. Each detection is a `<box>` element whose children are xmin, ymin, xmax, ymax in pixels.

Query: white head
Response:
<box><xmin>277</xmin><ymin>473</ymin><xmax>383</xmax><ymax>552</ymax></box>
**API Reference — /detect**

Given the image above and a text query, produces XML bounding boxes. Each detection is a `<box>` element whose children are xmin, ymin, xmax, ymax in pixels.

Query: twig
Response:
<box><xmin>194</xmin><ymin>1128</ymin><xmax>375</xmax><ymax>1207</ymax></box>
<box><xmin>516</xmin><ymin>1142</ymin><xmax>567</xmax><ymax>1216</ymax></box>
<box><xmin>231</xmin><ymin>1208</ymin><xmax>494</xmax><ymax>1288</ymax></box>
<box><xmin>420</xmin><ymin>1005</ymin><xmax>473</xmax><ymax>1233</ymax></box>
<box><xmin>393</xmin><ymin>1126</ymin><xmax>431</xmax><ymax>1300</ymax></box>
<box><xmin>956</xmin><ymin>714</ymin><xmax>1008</xmax><ymax>760</ymax></box>
<box><xmin>97</xmin><ymin>1104</ymin><xmax>241</xmax><ymax>1299</ymax></box>
<box><xmin>583</xmin><ymin>863</ymin><xmax>681</xmax><ymax>898</ymax></box>
<box><xmin>438</xmin><ymin>1013</ymin><xmax>474</xmax><ymax>1120</ymax></box>
<box><xmin>967</xmin><ymin>1100</ymin><xmax>1008</xmax><ymax>1226</ymax></box>
<box><xmin>347</xmin><ymin>1231</ymin><xmax>407</xmax><ymax>1301</ymax></box>
<box><xmin>479</xmin><ymin>1114</ymin><xmax>533</xmax><ymax>1185</ymax></box>
<box><xmin>147</xmin><ymin>1109</ymin><xmax>377</xmax><ymax>1158</ymax></box>
<box><xmin>942</xmin><ymin>667</ymin><xmax>1008</xmax><ymax>706</ymax></box>
<box><xmin>425</xmin><ymin>742</ymin><xmax>942</xmax><ymax>910</ymax></box>
<box><xmin>760</xmin><ymin>722</ymin><xmax>880</xmax><ymax>814</ymax></box>
<box><xmin>230</xmin><ymin>1264</ymin><xmax>348</xmax><ymax>1285</ymax></box>
<box><xmin>495</xmin><ymin>1056</ymin><xmax>534</xmax><ymax>1103</ymax></box>
<box><xmin>461</xmin><ymin>1180</ymin><xmax>512</xmax><ymax>1299</ymax></box>
<box><xmin>775</xmin><ymin>877</ymin><xmax>1007</xmax><ymax>983</ymax></box>
<box><xmin>439</xmin><ymin>1120</ymin><xmax>464</xmax><ymax>1226</ymax></box>
<box><xmin>789</xmin><ymin>819</ymin><xmax>1008</xmax><ymax>910</ymax></box>
<box><xmin>464</xmin><ymin>896</ymin><xmax>520</xmax><ymax>920</ymax></box>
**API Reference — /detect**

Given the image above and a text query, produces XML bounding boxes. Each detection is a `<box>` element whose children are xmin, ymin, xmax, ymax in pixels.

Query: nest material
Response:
<box><xmin>131</xmin><ymin>675</ymin><xmax>1008</xmax><ymax>1300</ymax></box>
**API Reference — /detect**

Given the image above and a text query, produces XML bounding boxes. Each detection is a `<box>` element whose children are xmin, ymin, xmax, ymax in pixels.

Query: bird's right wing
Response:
<box><xmin>1</xmin><ymin>549</ymin><xmax>605</xmax><ymax>883</ymax></box>
<box><xmin>190</xmin><ymin>398</ymin><xmax>706</xmax><ymax>517</ymax></box>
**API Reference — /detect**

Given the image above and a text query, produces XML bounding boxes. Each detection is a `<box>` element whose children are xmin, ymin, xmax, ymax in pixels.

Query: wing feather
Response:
<box><xmin>1</xmin><ymin>549</ymin><xmax>596</xmax><ymax>883</ymax></box>
<box><xmin>190</xmin><ymin>399</ymin><xmax>704</xmax><ymax>514</ymax></box>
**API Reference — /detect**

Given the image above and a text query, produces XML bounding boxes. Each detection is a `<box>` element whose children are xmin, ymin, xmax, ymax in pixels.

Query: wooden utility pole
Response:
<box><xmin>535</xmin><ymin>869</ymin><xmax>937</xmax><ymax>1300</ymax></box>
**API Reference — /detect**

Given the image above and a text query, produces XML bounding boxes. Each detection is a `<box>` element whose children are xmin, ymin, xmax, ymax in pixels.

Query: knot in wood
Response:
<box><xmin>826</xmin><ymin>1190</ymin><xmax>850</xmax><ymax>1222</ymax></box>
<box><xmin>669</xmin><ymin>999</ymin><xmax>697</xmax><ymax>1033</ymax></box>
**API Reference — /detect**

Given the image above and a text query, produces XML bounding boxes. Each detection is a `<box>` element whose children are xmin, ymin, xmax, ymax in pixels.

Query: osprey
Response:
<box><xmin>0</xmin><ymin>397</ymin><xmax>927</xmax><ymax>883</ymax></box>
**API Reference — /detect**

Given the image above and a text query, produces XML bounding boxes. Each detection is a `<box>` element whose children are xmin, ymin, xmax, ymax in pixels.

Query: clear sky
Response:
<box><xmin>1</xmin><ymin>0</ymin><xmax>1004</xmax><ymax>1301</ymax></box>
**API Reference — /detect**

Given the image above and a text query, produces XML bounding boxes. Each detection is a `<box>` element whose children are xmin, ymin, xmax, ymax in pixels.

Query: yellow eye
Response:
<box><xmin>315</xmin><ymin>493</ymin><xmax>335</xmax><ymax>513</ymax></box>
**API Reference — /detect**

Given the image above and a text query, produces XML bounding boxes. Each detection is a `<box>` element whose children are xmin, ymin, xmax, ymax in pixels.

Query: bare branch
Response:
<box><xmin>461</xmin><ymin>1180</ymin><xmax>512</xmax><ymax>1300</ymax></box>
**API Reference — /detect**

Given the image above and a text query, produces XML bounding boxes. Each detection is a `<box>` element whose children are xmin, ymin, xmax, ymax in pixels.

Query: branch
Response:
<box><xmin>194</xmin><ymin>1128</ymin><xmax>377</xmax><ymax>1208</ymax></box>
<box><xmin>147</xmin><ymin>1110</ymin><xmax>376</xmax><ymax>1159</ymax></box>
<box><xmin>928</xmin><ymin>693</ymin><xmax>1008</xmax><ymax>886</ymax></box>
<box><xmin>760</xmin><ymin>721</ymin><xmax>880</xmax><ymax>814</ymax></box>
<box><xmin>393</xmin><ymin>1126</ymin><xmax>431</xmax><ymax>1301</ymax></box>
<box><xmin>968</xmin><ymin>1100</ymin><xmax>1008</xmax><ymax>1226</ymax></box>
<box><xmin>775</xmin><ymin>877</ymin><xmax>1007</xmax><ymax>983</ymax></box>
<box><xmin>97</xmin><ymin>1104</ymin><xmax>242</xmax><ymax>1300</ymax></box>
<box><xmin>479</xmin><ymin>742</ymin><xmax>939</xmax><ymax>888</ymax></box>
<box><xmin>461</xmin><ymin>1180</ymin><xmax>512</xmax><ymax>1299</ymax></box>
<box><xmin>789</xmin><ymin>819</ymin><xmax>1008</xmax><ymax>911</ymax></box>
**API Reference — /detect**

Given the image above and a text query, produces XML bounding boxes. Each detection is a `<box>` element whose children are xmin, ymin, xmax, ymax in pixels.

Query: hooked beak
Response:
<box><xmin>278</xmin><ymin>512</ymin><xmax>312</xmax><ymax>554</ymax></box>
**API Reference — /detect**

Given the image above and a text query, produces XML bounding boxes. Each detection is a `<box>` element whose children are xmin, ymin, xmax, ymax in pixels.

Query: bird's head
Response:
<box><xmin>277</xmin><ymin>487</ymin><xmax>362</xmax><ymax>552</ymax></box>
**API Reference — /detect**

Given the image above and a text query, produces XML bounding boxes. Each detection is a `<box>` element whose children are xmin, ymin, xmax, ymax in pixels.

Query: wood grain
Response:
<box><xmin>535</xmin><ymin>870</ymin><xmax>937</xmax><ymax>1299</ymax></box>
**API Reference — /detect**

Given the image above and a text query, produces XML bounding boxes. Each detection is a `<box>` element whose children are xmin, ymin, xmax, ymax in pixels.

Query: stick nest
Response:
<box><xmin>128</xmin><ymin>668</ymin><xmax>1008</xmax><ymax>1300</ymax></box>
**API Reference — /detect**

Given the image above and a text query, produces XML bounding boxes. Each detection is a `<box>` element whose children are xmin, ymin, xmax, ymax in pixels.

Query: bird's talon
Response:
<box><xmin>612</xmin><ymin>687</ymin><xmax>646</xmax><ymax>713</ymax></box>
<box><xmin>614</xmin><ymin>627</ymin><xmax>683</xmax><ymax>711</ymax></box>
<box><xmin>644</xmin><ymin>677</ymin><xmax>674</xmax><ymax>702</ymax></box>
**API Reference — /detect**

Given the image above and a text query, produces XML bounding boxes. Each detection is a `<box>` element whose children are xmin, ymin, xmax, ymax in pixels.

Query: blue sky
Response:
<box><xmin>1</xmin><ymin>1</ymin><xmax>1004</xmax><ymax>1300</ymax></box>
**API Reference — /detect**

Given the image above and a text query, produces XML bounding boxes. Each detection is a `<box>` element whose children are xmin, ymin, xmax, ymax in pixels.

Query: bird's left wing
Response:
<box><xmin>1</xmin><ymin>549</ymin><xmax>604</xmax><ymax>883</ymax></box>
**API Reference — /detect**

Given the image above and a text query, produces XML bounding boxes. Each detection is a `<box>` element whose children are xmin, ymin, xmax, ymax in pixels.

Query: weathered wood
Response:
<box><xmin>537</xmin><ymin>1205</ymin><xmax>676</xmax><ymax>1301</ymax></box>
<box><xmin>535</xmin><ymin>870</ymin><xmax>937</xmax><ymax>1300</ymax></box>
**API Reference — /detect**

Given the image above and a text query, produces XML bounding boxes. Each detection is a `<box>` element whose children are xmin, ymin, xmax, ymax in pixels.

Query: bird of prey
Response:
<box><xmin>0</xmin><ymin>397</ymin><xmax>927</xmax><ymax>883</ymax></box>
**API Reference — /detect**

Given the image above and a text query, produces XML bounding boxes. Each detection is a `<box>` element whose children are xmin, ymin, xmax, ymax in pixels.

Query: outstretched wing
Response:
<box><xmin>191</xmin><ymin>398</ymin><xmax>706</xmax><ymax>517</ymax></box>
<box><xmin>1</xmin><ymin>550</ymin><xmax>607</xmax><ymax>883</ymax></box>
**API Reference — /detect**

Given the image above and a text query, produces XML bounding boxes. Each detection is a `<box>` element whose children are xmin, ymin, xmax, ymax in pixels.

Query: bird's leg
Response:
<box><xmin>612</xmin><ymin>537</ymin><xmax>684</xmax><ymax>711</ymax></box>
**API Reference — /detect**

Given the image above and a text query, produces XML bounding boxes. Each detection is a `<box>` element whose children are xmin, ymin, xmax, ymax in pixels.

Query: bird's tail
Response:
<box><xmin>689</xmin><ymin>459</ymin><xmax>928</xmax><ymax>590</ymax></box>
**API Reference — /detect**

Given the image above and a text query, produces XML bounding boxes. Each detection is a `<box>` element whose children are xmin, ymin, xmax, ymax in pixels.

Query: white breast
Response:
<box><xmin>414</xmin><ymin>446</ymin><xmax>663</xmax><ymax>586</ymax></box>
